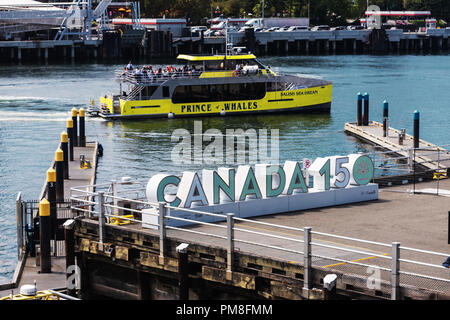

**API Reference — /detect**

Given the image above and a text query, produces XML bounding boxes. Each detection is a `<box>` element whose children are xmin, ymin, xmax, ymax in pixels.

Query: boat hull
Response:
<box><xmin>99</xmin><ymin>84</ymin><xmax>332</xmax><ymax>120</ymax></box>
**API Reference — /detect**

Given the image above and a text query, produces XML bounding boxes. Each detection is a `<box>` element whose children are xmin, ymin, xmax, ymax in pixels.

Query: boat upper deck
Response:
<box><xmin>115</xmin><ymin>69</ymin><xmax>331</xmax><ymax>88</ymax></box>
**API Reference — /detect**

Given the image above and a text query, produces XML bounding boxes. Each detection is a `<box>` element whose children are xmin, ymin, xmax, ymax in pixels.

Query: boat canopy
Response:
<box><xmin>177</xmin><ymin>54</ymin><xmax>257</xmax><ymax>61</ymax></box>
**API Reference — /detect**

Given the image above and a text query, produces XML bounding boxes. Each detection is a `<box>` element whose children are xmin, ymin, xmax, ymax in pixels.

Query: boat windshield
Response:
<box><xmin>177</xmin><ymin>58</ymin><xmax>263</xmax><ymax>72</ymax></box>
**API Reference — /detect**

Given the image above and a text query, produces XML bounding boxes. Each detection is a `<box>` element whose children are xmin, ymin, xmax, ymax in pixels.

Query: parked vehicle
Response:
<box><xmin>215</xmin><ymin>27</ymin><xmax>239</xmax><ymax>36</ymax></box>
<box><xmin>204</xmin><ymin>29</ymin><xmax>215</xmax><ymax>37</ymax></box>
<box><xmin>275</xmin><ymin>26</ymin><xmax>291</xmax><ymax>32</ymax></box>
<box><xmin>244</xmin><ymin>17</ymin><xmax>309</xmax><ymax>29</ymax></box>
<box><xmin>191</xmin><ymin>26</ymin><xmax>207</xmax><ymax>32</ymax></box>
<box><xmin>311</xmin><ymin>25</ymin><xmax>330</xmax><ymax>31</ymax></box>
<box><xmin>264</xmin><ymin>27</ymin><xmax>280</xmax><ymax>32</ymax></box>
<box><xmin>287</xmin><ymin>26</ymin><xmax>310</xmax><ymax>31</ymax></box>
<box><xmin>331</xmin><ymin>26</ymin><xmax>345</xmax><ymax>30</ymax></box>
<box><xmin>346</xmin><ymin>25</ymin><xmax>364</xmax><ymax>30</ymax></box>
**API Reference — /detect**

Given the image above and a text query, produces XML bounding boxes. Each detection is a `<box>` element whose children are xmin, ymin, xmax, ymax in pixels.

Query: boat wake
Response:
<box><xmin>0</xmin><ymin>95</ymin><xmax>64</xmax><ymax>102</ymax></box>
<box><xmin>294</xmin><ymin>73</ymin><xmax>323</xmax><ymax>79</ymax></box>
<box><xmin>0</xmin><ymin>110</ymin><xmax>71</xmax><ymax>122</ymax></box>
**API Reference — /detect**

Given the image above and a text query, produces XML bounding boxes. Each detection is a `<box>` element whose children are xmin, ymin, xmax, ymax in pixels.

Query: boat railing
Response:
<box><xmin>115</xmin><ymin>68</ymin><xmax>279</xmax><ymax>85</ymax></box>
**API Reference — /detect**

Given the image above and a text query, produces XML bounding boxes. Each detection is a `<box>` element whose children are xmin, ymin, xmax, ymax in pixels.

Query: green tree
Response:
<box><xmin>172</xmin><ymin>0</ymin><xmax>211</xmax><ymax>24</ymax></box>
<box><xmin>138</xmin><ymin>0</ymin><xmax>450</xmax><ymax>25</ymax></box>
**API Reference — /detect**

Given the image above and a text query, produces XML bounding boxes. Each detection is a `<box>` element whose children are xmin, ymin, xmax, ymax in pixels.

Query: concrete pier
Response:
<box><xmin>0</xmin><ymin>29</ymin><xmax>173</xmax><ymax>63</ymax></box>
<box><xmin>1</xmin><ymin>27</ymin><xmax>448</xmax><ymax>63</ymax></box>
<box><xmin>177</xmin><ymin>28</ymin><xmax>450</xmax><ymax>56</ymax></box>
<box><xmin>52</xmin><ymin>176</ymin><xmax>450</xmax><ymax>300</ymax></box>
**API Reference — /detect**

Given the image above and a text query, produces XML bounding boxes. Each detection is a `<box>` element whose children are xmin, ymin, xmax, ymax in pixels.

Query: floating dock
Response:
<box><xmin>345</xmin><ymin>120</ymin><xmax>450</xmax><ymax>171</ymax></box>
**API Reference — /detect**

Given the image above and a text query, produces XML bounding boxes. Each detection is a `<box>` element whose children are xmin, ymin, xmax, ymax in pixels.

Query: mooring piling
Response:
<box><xmin>79</xmin><ymin>108</ymin><xmax>86</xmax><ymax>147</ymax></box>
<box><xmin>71</xmin><ymin>108</ymin><xmax>78</xmax><ymax>147</ymax></box>
<box><xmin>46</xmin><ymin>167</ymin><xmax>56</xmax><ymax>245</ymax></box>
<box><xmin>39</xmin><ymin>198</ymin><xmax>51</xmax><ymax>273</ymax></box>
<box><xmin>363</xmin><ymin>93</ymin><xmax>369</xmax><ymax>126</ymax></box>
<box><xmin>61</xmin><ymin>131</ymin><xmax>69</xmax><ymax>179</ymax></box>
<box><xmin>413</xmin><ymin>110</ymin><xmax>420</xmax><ymax>149</ymax></box>
<box><xmin>55</xmin><ymin>148</ymin><xmax>64</xmax><ymax>202</ymax></box>
<box><xmin>67</xmin><ymin>118</ymin><xmax>74</xmax><ymax>161</ymax></box>
<box><xmin>383</xmin><ymin>100</ymin><xmax>389</xmax><ymax>137</ymax></box>
<box><xmin>357</xmin><ymin>92</ymin><xmax>363</xmax><ymax>126</ymax></box>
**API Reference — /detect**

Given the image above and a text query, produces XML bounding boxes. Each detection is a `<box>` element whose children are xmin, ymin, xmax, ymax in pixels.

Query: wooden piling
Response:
<box><xmin>55</xmin><ymin>148</ymin><xmax>64</xmax><ymax>201</ymax></box>
<box><xmin>67</xmin><ymin>119</ymin><xmax>74</xmax><ymax>161</ymax></box>
<box><xmin>39</xmin><ymin>198</ymin><xmax>51</xmax><ymax>273</ymax></box>
<box><xmin>61</xmin><ymin>131</ymin><xmax>69</xmax><ymax>179</ymax></box>
<box><xmin>79</xmin><ymin>108</ymin><xmax>86</xmax><ymax>147</ymax></box>
<box><xmin>177</xmin><ymin>243</ymin><xmax>189</xmax><ymax>300</ymax></box>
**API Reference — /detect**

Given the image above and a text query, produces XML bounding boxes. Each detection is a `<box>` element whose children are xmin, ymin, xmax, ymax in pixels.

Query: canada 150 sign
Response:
<box><xmin>146</xmin><ymin>154</ymin><xmax>375</xmax><ymax>208</ymax></box>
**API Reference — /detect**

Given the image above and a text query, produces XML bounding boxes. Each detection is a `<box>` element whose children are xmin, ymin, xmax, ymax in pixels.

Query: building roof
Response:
<box><xmin>0</xmin><ymin>0</ymin><xmax>63</xmax><ymax>11</ymax></box>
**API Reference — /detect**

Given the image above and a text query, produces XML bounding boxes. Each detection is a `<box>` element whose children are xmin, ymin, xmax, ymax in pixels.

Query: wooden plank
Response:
<box><xmin>140</xmin><ymin>251</ymin><xmax>178</xmax><ymax>272</ymax></box>
<box><xmin>202</xmin><ymin>266</ymin><xmax>256</xmax><ymax>290</ymax></box>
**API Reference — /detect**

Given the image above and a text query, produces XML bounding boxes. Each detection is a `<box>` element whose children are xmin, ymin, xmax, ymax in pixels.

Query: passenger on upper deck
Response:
<box><xmin>232</xmin><ymin>63</ymin><xmax>241</xmax><ymax>77</ymax></box>
<box><xmin>156</xmin><ymin>67</ymin><xmax>162</xmax><ymax>78</ymax></box>
<box><xmin>134</xmin><ymin>67</ymin><xmax>143</xmax><ymax>82</ymax></box>
<box><xmin>126</xmin><ymin>61</ymin><xmax>134</xmax><ymax>71</ymax></box>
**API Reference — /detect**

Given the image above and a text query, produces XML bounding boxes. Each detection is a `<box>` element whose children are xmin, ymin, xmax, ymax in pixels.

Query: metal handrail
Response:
<box><xmin>234</xmin><ymin>216</ymin><xmax>305</xmax><ymax>233</ymax></box>
<box><xmin>166</xmin><ymin>215</ymin><xmax>227</xmax><ymax>229</ymax></box>
<box><xmin>234</xmin><ymin>226</ymin><xmax>304</xmax><ymax>244</ymax></box>
<box><xmin>234</xmin><ymin>237</ymin><xmax>303</xmax><ymax>255</ymax></box>
<box><xmin>311</xmin><ymin>230</ymin><xmax>392</xmax><ymax>248</ymax></box>
<box><xmin>400</xmin><ymin>246</ymin><xmax>450</xmax><ymax>257</ymax></box>
<box><xmin>166</xmin><ymin>225</ymin><xmax>227</xmax><ymax>240</ymax></box>
<box><xmin>312</xmin><ymin>253</ymin><xmax>392</xmax><ymax>272</ymax></box>
<box><xmin>398</xmin><ymin>258</ymin><xmax>448</xmax><ymax>270</ymax></box>
<box><xmin>115</xmin><ymin>68</ymin><xmax>278</xmax><ymax>86</ymax></box>
<box><xmin>310</xmin><ymin>241</ymin><xmax>392</xmax><ymax>260</ymax></box>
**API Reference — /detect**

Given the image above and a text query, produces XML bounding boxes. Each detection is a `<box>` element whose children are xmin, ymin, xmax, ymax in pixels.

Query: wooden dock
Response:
<box><xmin>345</xmin><ymin>121</ymin><xmax>450</xmax><ymax>172</ymax></box>
<box><xmin>0</xmin><ymin>141</ymin><xmax>99</xmax><ymax>297</ymax></box>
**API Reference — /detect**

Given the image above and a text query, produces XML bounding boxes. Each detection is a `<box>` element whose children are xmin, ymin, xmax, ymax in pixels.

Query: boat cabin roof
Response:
<box><xmin>176</xmin><ymin>54</ymin><xmax>257</xmax><ymax>61</ymax></box>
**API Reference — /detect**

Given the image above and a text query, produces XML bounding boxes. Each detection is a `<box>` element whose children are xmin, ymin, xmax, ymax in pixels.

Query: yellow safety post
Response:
<box><xmin>39</xmin><ymin>198</ymin><xmax>51</xmax><ymax>273</ymax></box>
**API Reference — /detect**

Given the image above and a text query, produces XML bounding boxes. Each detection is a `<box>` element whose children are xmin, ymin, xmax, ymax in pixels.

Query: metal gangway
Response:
<box><xmin>54</xmin><ymin>0</ymin><xmax>143</xmax><ymax>41</ymax></box>
<box><xmin>0</xmin><ymin>0</ymin><xmax>69</xmax><ymax>37</ymax></box>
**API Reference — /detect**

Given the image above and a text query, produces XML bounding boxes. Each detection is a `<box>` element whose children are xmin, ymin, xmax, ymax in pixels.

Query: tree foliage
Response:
<box><xmin>139</xmin><ymin>0</ymin><xmax>450</xmax><ymax>25</ymax></box>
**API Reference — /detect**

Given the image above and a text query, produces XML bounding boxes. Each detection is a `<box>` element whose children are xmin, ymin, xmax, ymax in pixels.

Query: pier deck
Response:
<box><xmin>174</xmin><ymin>179</ymin><xmax>450</xmax><ymax>296</ymax></box>
<box><xmin>63</xmin><ymin>143</ymin><xmax>99</xmax><ymax>198</ymax></box>
<box><xmin>345</xmin><ymin>121</ymin><xmax>450</xmax><ymax>171</ymax></box>
<box><xmin>68</xmin><ymin>178</ymin><xmax>450</xmax><ymax>300</ymax></box>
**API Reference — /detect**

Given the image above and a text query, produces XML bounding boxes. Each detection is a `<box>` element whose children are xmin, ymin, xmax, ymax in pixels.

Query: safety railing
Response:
<box><xmin>114</xmin><ymin>68</ymin><xmax>278</xmax><ymax>86</ymax></box>
<box><xmin>70</xmin><ymin>168</ymin><xmax>450</xmax><ymax>299</ymax></box>
<box><xmin>361</xmin><ymin>144</ymin><xmax>450</xmax><ymax>172</ymax></box>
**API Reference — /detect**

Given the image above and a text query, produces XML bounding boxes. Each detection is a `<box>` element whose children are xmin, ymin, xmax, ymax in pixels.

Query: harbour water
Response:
<box><xmin>0</xmin><ymin>53</ymin><xmax>449</xmax><ymax>283</ymax></box>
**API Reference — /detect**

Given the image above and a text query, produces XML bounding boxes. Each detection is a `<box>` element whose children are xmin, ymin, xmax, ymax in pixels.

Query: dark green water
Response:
<box><xmin>0</xmin><ymin>54</ymin><xmax>449</xmax><ymax>283</ymax></box>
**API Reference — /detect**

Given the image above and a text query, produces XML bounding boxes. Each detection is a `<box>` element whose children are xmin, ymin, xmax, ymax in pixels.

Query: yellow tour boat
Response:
<box><xmin>94</xmin><ymin>52</ymin><xmax>332</xmax><ymax>120</ymax></box>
